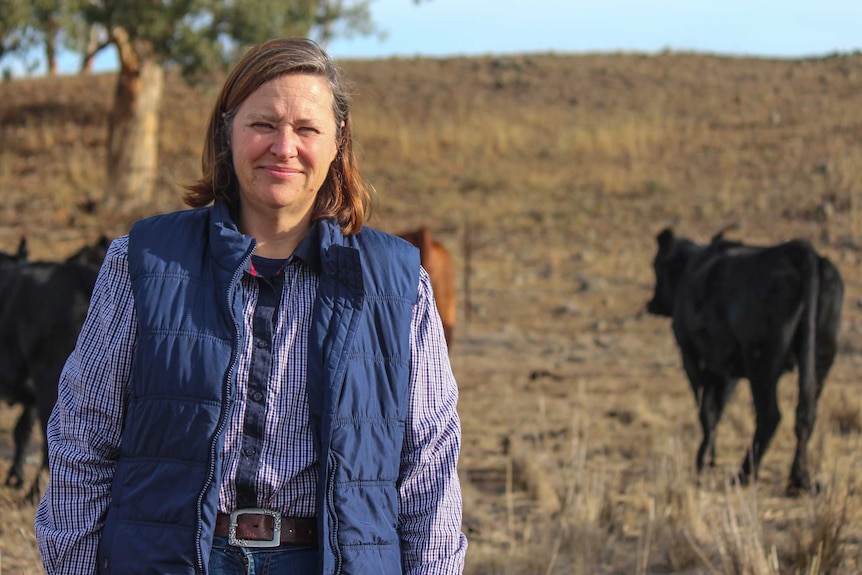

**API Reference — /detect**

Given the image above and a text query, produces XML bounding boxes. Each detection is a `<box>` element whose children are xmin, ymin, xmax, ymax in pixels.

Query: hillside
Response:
<box><xmin>2</xmin><ymin>51</ymin><xmax>862</xmax><ymax>573</ymax></box>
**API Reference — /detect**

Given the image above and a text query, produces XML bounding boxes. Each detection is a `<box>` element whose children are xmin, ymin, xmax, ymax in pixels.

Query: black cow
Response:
<box><xmin>0</xmin><ymin>237</ymin><xmax>31</xmax><ymax>481</ymax></box>
<box><xmin>0</xmin><ymin>236</ymin><xmax>109</xmax><ymax>499</ymax></box>
<box><xmin>65</xmin><ymin>234</ymin><xmax>111</xmax><ymax>268</ymax></box>
<box><xmin>0</xmin><ymin>237</ymin><xmax>28</xmax><ymax>265</ymax></box>
<box><xmin>646</xmin><ymin>228</ymin><xmax>843</xmax><ymax>495</ymax></box>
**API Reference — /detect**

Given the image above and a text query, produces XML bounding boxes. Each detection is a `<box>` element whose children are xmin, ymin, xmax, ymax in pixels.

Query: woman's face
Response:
<box><xmin>230</xmin><ymin>73</ymin><xmax>339</xmax><ymax>224</ymax></box>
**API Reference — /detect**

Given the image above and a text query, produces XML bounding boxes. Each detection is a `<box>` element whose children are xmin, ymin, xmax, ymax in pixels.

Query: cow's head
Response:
<box><xmin>0</xmin><ymin>236</ymin><xmax>28</xmax><ymax>268</ymax></box>
<box><xmin>646</xmin><ymin>227</ymin><xmax>695</xmax><ymax>317</ymax></box>
<box><xmin>65</xmin><ymin>235</ymin><xmax>111</xmax><ymax>269</ymax></box>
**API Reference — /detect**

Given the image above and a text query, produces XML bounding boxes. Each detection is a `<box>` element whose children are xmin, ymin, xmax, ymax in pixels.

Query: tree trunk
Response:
<box><xmin>104</xmin><ymin>28</ymin><xmax>164</xmax><ymax>212</ymax></box>
<box><xmin>80</xmin><ymin>27</ymin><xmax>100</xmax><ymax>75</ymax></box>
<box><xmin>45</xmin><ymin>35</ymin><xmax>57</xmax><ymax>76</ymax></box>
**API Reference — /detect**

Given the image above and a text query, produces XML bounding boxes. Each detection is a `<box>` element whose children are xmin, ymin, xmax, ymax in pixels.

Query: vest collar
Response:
<box><xmin>209</xmin><ymin>202</ymin><xmax>255</xmax><ymax>273</ymax></box>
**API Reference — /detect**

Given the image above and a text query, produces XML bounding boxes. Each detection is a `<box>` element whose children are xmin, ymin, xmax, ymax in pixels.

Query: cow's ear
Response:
<box><xmin>657</xmin><ymin>227</ymin><xmax>674</xmax><ymax>248</ymax></box>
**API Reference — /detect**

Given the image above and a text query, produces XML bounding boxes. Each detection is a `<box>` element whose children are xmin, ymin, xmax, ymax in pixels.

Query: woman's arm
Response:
<box><xmin>399</xmin><ymin>268</ymin><xmax>468</xmax><ymax>575</ymax></box>
<box><xmin>35</xmin><ymin>237</ymin><xmax>137</xmax><ymax>574</ymax></box>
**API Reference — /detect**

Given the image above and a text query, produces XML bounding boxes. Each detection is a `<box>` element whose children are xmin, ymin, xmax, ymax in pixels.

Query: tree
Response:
<box><xmin>0</xmin><ymin>0</ymin><xmax>85</xmax><ymax>76</ymax></box>
<box><xmin>91</xmin><ymin>0</ymin><xmax>387</xmax><ymax>211</ymax></box>
<box><xmin>29</xmin><ymin>0</ymin><xmax>62</xmax><ymax>75</ymax></box>
<box><xmin>69</xmin><ymin>0</ymin><xmax>382</xmax><ymax>211</ymax></box>
<box><xmin>0</xmin><ymin>0</ymin><xmax>41</xmax><ymax>70</ymax></box>
<box><xmin>1</xmin><ymin>0</ymin><xmax>428</xmax><ymax>210</ymax></box>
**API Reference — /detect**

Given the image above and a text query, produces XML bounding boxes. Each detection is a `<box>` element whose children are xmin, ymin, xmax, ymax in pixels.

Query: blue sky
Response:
<box><xmin>327</xmin><ymin>0</ymin><xmax>862</xmax><ymax>59</ymax></box>
<box><xmin>10</xmin><ymin>0</ymin><xmax>862</xmax><ymax>75</ymax></box>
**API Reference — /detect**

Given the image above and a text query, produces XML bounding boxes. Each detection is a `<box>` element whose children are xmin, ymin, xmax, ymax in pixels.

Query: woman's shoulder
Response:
<box><xmin>355</xmin><ymin>225</ymin><xmax>417</xmax><ymax>253</ymax></box>
<box><xmin>104</xmin><ymin>234</ymin><xmax>130</xmax><ymax>260</ymax></box>
<box><xmin>318</xmin><ymin>219</ymin><xmax>420</xmax><ymax>274</ymax></box>
<box><xmin>132</xmin><ymin>206</ymin><xmax>211</xmax><ymax>233</ymax></box>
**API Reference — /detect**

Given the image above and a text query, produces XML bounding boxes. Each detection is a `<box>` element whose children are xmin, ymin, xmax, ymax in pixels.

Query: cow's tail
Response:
<box><xmin>786</xmin><ymin>242</ymin><xmax>827</xmax><ymax>493</ymax></box>
<box><xmin>795</xmin><ymin>243</ymin><xmax>820</xmax><ymax>397</ymax></box>
<box><xmin>815</xmin><ymin>256</ymin><xmax>844</xmax><ymax>388</ymax></box>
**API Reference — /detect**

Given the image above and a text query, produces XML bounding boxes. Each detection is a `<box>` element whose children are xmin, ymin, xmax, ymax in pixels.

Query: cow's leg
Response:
<box><xmin>6</xmin><ymin>404</ymin><xmax>37</xmax><ymax>488</ymax></box>
<box><xmin>24</xmin><ymin>364</ymin><xmax>62</xmax><ymax>503</ymax></box>
<box><xmin>786</xmin><ymin>319</ymin><xmax>840</xmax><ymax>496</ymax></box>
<box><xmin>788</xmin><ymin>368</ymin><xmax>820</xmax><ymax>496</ymax></box>
<box><xmin>695</xmin><ymin>385</ymin><xmax>720</xmax><ymax>473</ymax></box>
<box><xmin>787</xmin><ymin>340</ymin><xmax>834</xmax><ymax>496</ymax></box>
<box><xmin>738</xmin><ymin>377</ymin><xmax>781</xmax><ymax>485</ymax></box>
<box><xmin>682</xmin><ymin>352</ymin><xmax>737</xmax><ymax>476</ymax></box>
<box><xmin>694</xmin><ymin>375</ymin><xmax>737</xmax><ymax>473</ymax></box>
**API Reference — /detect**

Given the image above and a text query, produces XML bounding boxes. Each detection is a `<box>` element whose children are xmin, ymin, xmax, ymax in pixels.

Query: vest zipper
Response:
<box><xmin>194</xmin><ymin>244</ymin><xmax>254</xmax><ymax>573</ymax></box>
<box><xmin>327</xmin><ymin>452</ymin><xmax>343</xmax><ymax>574</ymax></box>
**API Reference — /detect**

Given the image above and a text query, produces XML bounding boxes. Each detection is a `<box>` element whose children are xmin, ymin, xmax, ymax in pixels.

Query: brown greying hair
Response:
<box><xmin>184</xmin><ymin>38</ymin><xmax>372</xmax><ymax>234</ymax></box>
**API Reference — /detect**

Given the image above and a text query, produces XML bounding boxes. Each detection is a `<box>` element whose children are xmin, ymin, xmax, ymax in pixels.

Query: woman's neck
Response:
<box><xmin>239</xmin><ymin>208</ymin><xmax>312</xmax><ymax>259</ymax></box>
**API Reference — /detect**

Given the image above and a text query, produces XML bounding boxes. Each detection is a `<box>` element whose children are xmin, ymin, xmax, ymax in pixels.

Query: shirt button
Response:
<box><xmin>255</xmin><ymin>339</ymin><xmax>268</xmax><ymax>349</ymax></box>
<box><xmin>251</xmin><ymin>391</ymin><xmax>263</xmax><ymax>402</ymax></box>
<box><xmin>243</xmin><ymin>447</ymin><xmax>255</xmax><ymax>457</ymax></box>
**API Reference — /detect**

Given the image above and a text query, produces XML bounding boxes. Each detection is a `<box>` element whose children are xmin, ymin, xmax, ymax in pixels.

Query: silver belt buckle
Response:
<box><xmin>228</xmin><ymin>508</ymin><xmax>282</xmax><ymax>548</ymax></box>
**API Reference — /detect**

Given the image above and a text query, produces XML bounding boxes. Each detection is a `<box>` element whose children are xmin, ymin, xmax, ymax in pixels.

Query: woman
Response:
<box><xmin>35</xmin><ymin>38</ymin><xmax>467</xmax><ymax>575</ymax></box>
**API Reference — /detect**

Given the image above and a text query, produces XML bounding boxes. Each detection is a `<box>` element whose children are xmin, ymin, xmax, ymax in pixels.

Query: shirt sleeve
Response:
<box><xmin>34</xmin><ymin>237</ymin><xmax>137</xmax><ymax>575</ymax></box>
<box><xmin>399</xmin><ymin>268</ymin><xmax>468</xmax><ymax>574</ymax></box>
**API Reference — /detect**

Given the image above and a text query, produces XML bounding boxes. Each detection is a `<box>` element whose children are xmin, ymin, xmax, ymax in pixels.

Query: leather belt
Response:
<box><xmin>214</xmin><ymin>509</ymin><xmax>317</xmax><ymax>548</ymax></box>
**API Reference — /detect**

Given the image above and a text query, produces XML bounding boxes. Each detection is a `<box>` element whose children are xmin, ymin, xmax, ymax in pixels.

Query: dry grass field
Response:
<box><xmin>1</xmin><ymin>50</ymin><xmax>862</xmax><ymax>574</ymax></box>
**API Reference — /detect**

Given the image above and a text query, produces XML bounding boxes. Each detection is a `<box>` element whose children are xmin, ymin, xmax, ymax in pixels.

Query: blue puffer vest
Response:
<box><xmin>96</xmin><ymin>203</ymin><xmax>419</xmax><ymax>575</ymax></box>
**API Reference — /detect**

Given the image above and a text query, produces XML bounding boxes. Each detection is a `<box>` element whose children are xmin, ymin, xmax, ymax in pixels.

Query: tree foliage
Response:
<box><xmin>0</xmin><ymin>0</ymin><xmax>416</xmax><ymax>210</ymax></box>
<box><xmin>1</xmin><ymin>0</ymin><xmax>384</xmax><ymax>75</ymax></box>
<box><xmin>0</xmin><ymin>0</ymin><xmax>88</xmax><ymax>74</ymax></box>
<box><xmin>79</xmin><ymin>0</ymin><xmax>379</xmax><ymax>74</ymax></box>
<box><xmin>0</xmin><ymin>0</ymin><xmax>43</xmax><ymax>65</ymax></box>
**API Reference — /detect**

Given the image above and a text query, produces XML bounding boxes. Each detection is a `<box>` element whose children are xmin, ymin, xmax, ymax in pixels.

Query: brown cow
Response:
<box><xmin>397</xmin><ymin>227</ymin><xmax>456</xmax><ymax>346</ymax></box>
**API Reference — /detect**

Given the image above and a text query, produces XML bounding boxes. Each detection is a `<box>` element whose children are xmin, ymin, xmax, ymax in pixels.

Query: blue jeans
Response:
<box><xmin>208</xmin><ymin>536</ymin><xmax>318</xmax><ymax>575</ymax></box>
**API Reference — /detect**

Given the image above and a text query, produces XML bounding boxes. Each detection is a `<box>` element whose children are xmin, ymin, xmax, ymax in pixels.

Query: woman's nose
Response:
<box><xmin>270</xmin><ymin>129</ymin><xmax>297</xmax><ymax>157</ymax></box>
